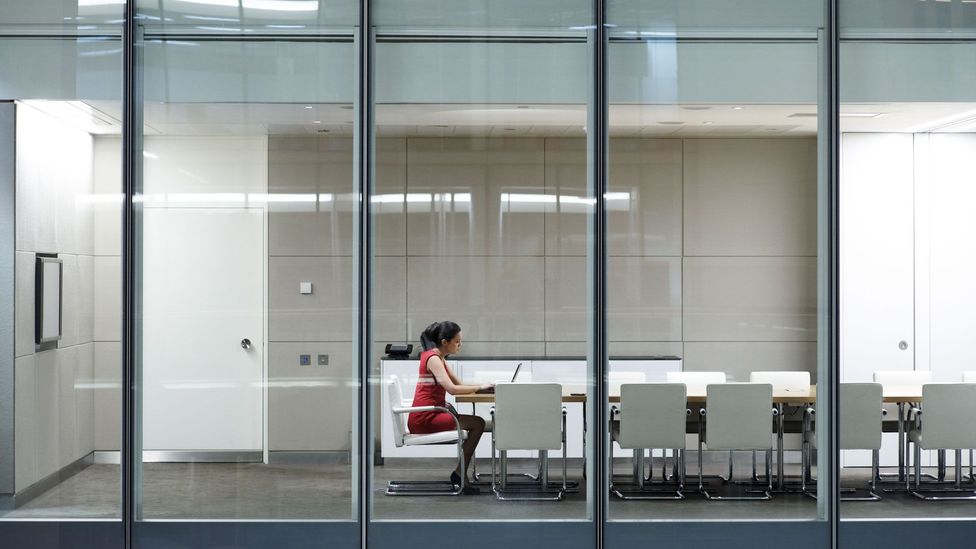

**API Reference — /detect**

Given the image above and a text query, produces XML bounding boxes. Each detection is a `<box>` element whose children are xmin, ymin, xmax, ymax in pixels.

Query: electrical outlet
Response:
<box><xmin>318</xmin><ymin>354</ymin><xmax>329</xmax><ymax>366</ymax></box>
<box><xmin>299</xmin><ymin>354</ymin><xmax>311</xmax><ymax>366</ymax></box>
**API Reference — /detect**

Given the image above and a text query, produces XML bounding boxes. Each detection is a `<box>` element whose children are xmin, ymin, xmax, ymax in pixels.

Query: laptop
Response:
<box><xmin>475</xmin><ymin>363</ymin><xmax>522</xmax><ymax>394</ymax></box>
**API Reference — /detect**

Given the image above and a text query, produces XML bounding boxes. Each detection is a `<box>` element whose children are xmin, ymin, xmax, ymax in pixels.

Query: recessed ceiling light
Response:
<box><xmin>516</xmin><ymin>105</ymin><xmax>530</xmax><ymax>109</ymax></box>
<box><xmin>732</xmin><ymin>106</ymin><xmax>744</xmax><ymax>110</ymax></box>
<box><xmin>304</xmin><ymin>105</ymin><xmax>313</xmax><ymax>109</ymax></box>
<box><xmin>657</xmin><ymin>121</ymin><xmax>682</xmax><ymax>125</ymax></box>
<box><xmin>313</xmin><ymin>120</ymin><xmax>322</xmax><ymax>124</ymax></box>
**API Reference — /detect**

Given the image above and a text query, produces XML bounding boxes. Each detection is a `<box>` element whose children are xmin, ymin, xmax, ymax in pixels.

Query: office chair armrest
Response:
<box><xmin>805</xmin><ymin>407</ymin><xmax>816</xmax><ymax>416</ymax></box>
<box><xmin>391</xmin><ymin>405</ymin><xmax>454</xmax><ymax>415</ymax></box>
<box><xmin>772</xmin><ymin>407</ymin><xmax>780</xmax><ymax>417</ymax></box>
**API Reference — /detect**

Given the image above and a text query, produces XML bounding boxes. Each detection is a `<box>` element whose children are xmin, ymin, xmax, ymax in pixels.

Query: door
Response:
<box><xmin>142</xmin><ymin>207</ymin><xmax>263</xmax><ymax>451</ymax></box>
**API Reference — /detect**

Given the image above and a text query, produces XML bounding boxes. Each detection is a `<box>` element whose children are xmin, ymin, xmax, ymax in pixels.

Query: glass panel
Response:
<box><xmin>840</xmin><ymin>0</ymin><xmax>976</xmax><ymax>520</ymax></box>
<box><xmin>370</xmin><ymin>0</ymin><xmax>595</xmax><ymax>525</ymax></box>
<box><xmin>605</xmin><ymin>0</ymin><xmax>826</xmax><ymax>522</ymax></box>
<box><xmin>0</xmin><ymin>0</ymin><xmax>123</xmax><ymax>520</ymax></box>
<box><xmin>132</xmin><ymin>0</ymin><xmax>359</xmax><ymax>524</ymax></box>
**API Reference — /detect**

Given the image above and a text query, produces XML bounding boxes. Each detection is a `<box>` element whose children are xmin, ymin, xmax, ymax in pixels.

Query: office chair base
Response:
<box><xmin>386</xmin><ymin>480</ymin><xmax>462</xmax><ymax>496</ymax></box>
<box><xmin>804</xmin><ymin>487</ymin><xmax>881</xmax><ymax>501</ymax></box>
<box><xmin>493</xmin><ymin>485</ymin><xmax>565</xmax><ymax>501</ymax></box>
<box><xmin>700</xmin><ymin>488</ymin><xmax>771</xmax><ymax>501</ymax></box>
<box><xmin>909</xmin><ymin>488</ymin><xmax>976</xmax><ymax>501</ymax></box>
<box><xmin>611</xmin><ymin>482</ymin><xmax>685</xmax><ymax>500</ymax></box>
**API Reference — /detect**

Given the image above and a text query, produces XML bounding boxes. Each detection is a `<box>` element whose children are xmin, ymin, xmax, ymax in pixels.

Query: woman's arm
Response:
<box><xmin>444</xmin><ymin>362</ymin><xmax>462</xmax><ymax>386</ymax></box>
<box><xmin>427</xmin><ymin>355</ymin><xmax>490</xmax><ymax>395</ymax></box>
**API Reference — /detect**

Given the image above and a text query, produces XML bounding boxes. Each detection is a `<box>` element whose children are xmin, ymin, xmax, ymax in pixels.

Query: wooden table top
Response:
<box><xmin>456</xmin><ymin>385</ymin><xmax>820</xmax><ymax>405</ymax></box>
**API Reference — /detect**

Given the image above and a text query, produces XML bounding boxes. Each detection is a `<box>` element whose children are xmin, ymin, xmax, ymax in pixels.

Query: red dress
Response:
<box><xmin>407</xmin><ymin>349</ymin><xmax>457</xmax><ymax>434</ymax></box>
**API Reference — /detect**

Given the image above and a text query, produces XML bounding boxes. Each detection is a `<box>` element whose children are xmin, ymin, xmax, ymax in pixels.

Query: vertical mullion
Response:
<box><xmin>826</xmin><ymin>0</ymin><xmax>841</xmax><ymax>545</ymax></box>
<box><xmin>355</xmin><ymin>0</ymin><xmax>374</xmax><ymax>547</ymax></box>
<box><xmin>121</xmin><ymin>0</ymin><xmax>141</xmax><ymax>547</ymax></box>
<box><xmin>591</xmin><ymin>0</ymin><xmax>608</xmax><ymax>547</ymax></box>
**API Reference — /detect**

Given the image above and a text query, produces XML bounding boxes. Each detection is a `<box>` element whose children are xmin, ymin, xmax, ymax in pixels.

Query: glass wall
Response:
<box><xmin>840</xmin><ymin>0</ymin><xmax>976</xmax><ymax>522</ymax></box>
<box><xmin>369</xmin><ymin>0</ymin><xmax>596</xmax><ymax>532</ymax></box>
<box><xmin>0</xmin><ymin>0</ymin><xmax>123</xmax><ymax>522</ymax></box>
<box><xmin>132</xmin><ymin>0</ymin><xmax>360</xmax><ymax>530</ymax></box>
<box><xmin>605</xmin><ymin>0</ymin><xmax>827</xmax><ymax>527</ymax></box>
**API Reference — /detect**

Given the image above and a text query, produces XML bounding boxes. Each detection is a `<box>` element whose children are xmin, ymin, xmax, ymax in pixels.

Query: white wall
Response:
<box><xmin>13</xmin><ymin>103</ymin><xmax>96</xmax><ymax>493</ymax></box>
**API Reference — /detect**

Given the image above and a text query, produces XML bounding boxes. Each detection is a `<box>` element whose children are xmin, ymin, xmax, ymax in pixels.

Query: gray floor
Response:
<box><xmin>4</xmin><ymin>459</ymin><xmax>976</xmax><ymax>521</ymax></box>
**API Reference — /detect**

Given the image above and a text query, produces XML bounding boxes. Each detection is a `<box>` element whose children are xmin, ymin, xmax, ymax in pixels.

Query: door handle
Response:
<box><xmin>898</xmin><ymin>340</ymin><xmax>908</xmax><ymax>351</ymax></box>
<box><xmin>241</xmin><ymin>338</ymin><xmax>252</xmax><ymax>350</ymax></box>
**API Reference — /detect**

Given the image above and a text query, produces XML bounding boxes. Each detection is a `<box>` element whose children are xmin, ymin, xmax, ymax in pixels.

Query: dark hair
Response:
<box><xmin>420</xmin><ymin>321</ymin><xmax>461</xmax><ymax>351</ymax></box>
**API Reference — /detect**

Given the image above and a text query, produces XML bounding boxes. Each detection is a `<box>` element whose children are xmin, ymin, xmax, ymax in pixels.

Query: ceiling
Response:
<box><xmin>25</xmin><ymin>100</ymin><xmax>976</xmax><ymax>138</ymax></box>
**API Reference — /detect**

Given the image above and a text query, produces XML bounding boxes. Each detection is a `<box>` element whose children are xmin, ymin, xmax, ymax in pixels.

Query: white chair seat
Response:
<box><xmin>402</xmin><ymin>430</ymin><xmax>468</xmax><ymax>446</ymax></box>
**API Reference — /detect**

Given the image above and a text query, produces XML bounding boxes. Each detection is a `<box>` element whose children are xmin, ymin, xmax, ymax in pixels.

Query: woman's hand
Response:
<box><xmin>479</xmin><ymin>383</ymin><xmax>495</xmax><ymax>392</ymax></box>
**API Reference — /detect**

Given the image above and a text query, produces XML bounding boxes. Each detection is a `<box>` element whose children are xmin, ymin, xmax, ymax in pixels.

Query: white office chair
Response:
<box><xmin>610</xmin><ymin>383</ymin><xmax>687</xmax><ymax>499</ymax></box>
<box><xmin>467</xmin><ymin>370</ymin><xmax>536</xmax><ymax>484</ymax></box>
<box><xmin>804</xmin><ymin>383</ymin><xmax>884</xmax><ymax>501</ymax></box>
<box><xmin>874</xmin><ymin>370</ymin><xmax>932</xmax><ymax>483</ymax></box>
<box><xmin>749</xmin><ymin>371</ymin><xmax>812</xmax><ymax>488</ymax></box>
<box><xmin>908</xmin><ymin>383</ymin><xmax>976</xmax><ymax>500</ymax></box>
<box><xmin>667</xmin><ymin>371</ymin><xmax>726</xmax><ymax>395</ymax></box>
<box><xmin>698</xmin><ymin>383</ymin><xmax>775</xmax><ymax>500</ymax></box>
<box><xmin>491</xmin><ymin>383</ymin><xmax>567</xmax><ymax>501</ymax></box>
<box><xmin>384</xmin><ymin>375</ymin><xmax>469</xmax><ymax>496</ymax></box>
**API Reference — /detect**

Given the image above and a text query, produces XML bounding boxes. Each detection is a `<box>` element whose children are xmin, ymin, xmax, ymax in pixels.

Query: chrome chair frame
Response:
<box><xmin>490</xmin><ymin>406</ymin><xmax>568</xmax><ymax>501</ymax></box>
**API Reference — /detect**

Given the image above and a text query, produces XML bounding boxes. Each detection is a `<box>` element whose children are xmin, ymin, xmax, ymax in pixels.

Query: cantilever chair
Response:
<box><xmin>749</xmin><ymin>371</ymin><xmax>811</xmax><ymax>488</ymax></box>
<box><xmin>491</xmin><ymin>383</ymin><xmax>568</xmax><ymax>501</ymax></box>
<box><xmin>908</xmin><ymin>383</ymin><xmax>976</xmax><ymax>500</ymax></box>
<box><xmin>610</xmin><ymin>383</ymin><xmax>687</xmax><ymax>499</ymax></box>
<box><xmin>384</xmin><ymin>375</ymin><xmax>469</xmax><ymax>496</ymax></box>
<box><xmin>698</xmin><ymin>383</ymin><xmax>774</xmax><ymax>500</ymax></box>
<box><xmin>805</xmin><ymin>383</ymin><xmax>884</xmax><ymax>501</ymax></box>
<box><xmin>873</xmin><ymin>370</ymin><xmax>931</xmax><ymax>483</ymax></box>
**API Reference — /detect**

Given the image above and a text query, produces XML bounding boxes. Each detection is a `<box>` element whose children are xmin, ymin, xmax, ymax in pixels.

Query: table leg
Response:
<box><xmin>777</xmin><ymin>403</ymin><xmax>785</xmax><ymax>491</ymax></box>
<box><xmin>898</xmin><ymin>403</ymin><xmax>905</xmax><ymax>482</ymax></box>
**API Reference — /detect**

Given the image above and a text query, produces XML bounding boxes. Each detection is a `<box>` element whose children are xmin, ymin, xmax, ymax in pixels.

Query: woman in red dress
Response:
<box><xmin>408</xmin><ymin>321</ymin><xmax>492</xmax><ymax>494</ymax></box>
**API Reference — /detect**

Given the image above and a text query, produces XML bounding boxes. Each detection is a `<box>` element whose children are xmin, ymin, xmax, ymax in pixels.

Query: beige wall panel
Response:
<box><xmin>14</xmin><ymin>355</ymin><xmax>36</xmax><ymax>492</ymax></box>
<box><xmin>683</xmin><ymin>138</ymin><xmax>816</xmax><ymax>256</ymax></box>
<box><xmin>269</xmin><ymin>256</ymin><xmax>352</xmax><ymax>342</ymax></box>
<box><xmin>59</xmin><ymin>254</ymin><xmax>80</xmax><ymax>348</ymax></box>
<box><xmin>406</xmin><ymin>256</ymin><xmax>545</xmax><ymax>343</ymax></box>
<box><xmin>454</xmin><ymin>340</ymin><xmax>546</xmax><ymax>359</ymax></box>
<box><xmin>34</xmin><ymin>349</ymin><xmax>59</xmax><ymax>481</ymax></box>
<box><xmin>78</xmin><ymin>254</ymin><xmax>94</xmax><ymax>344</ymax></box>
<box><xmin>683</xmin><ymin>256</ymin><xmax>817</xmax><ymax>342</ymax></box>
<box><xmin>57</xmin><ymin>346</ymin><xmax>79</xmax><ymax>468</ymax></box>
<box><xmin>92</xmin><ymin>137</ymin><xmax>122</xmax><ymax>257</ymax></box>
<box><xmin>546</xmin><ymin>256</ymin><xmax>681</xmax><ymax>342</ymax></box>
<box><xmin>683</xmin><ymin>341</ymin><xmax>817</xmax><ymax>382</ymax></box>
<box><xmin>93</xmin><ymin>342</ymin><xmax>120</xmax><ymax>451</ymax></box>
<box><xmin>544</xmin><ymin>138</ymin><xmax>683</xmax><ymax>256</ymax></box>
<box><xmin>406</xmin><ymin>138</ymin><xmax>545</xmax><ymax>256</ymax></box>
<box><xmin>373</xmin><ymin>257</ymin><xmax>407</xmax><ymax>343</ymax></box>
<box><xmin>608</xmin><ymin>341</ymin><xmax>684</xmax><ymax>357</ymax></box>
<box><xmin>93</xmin><ymin>255</ymin><xmax>120</xmax><ymax>342</ymax></box>
<box><xmin>14</xmin><ymin>251</ymin><xmax>34</xmax><ymax>357</ymax></box>
<box><xmin>268</xmin><ymin>342</ymin><xmax>353</xmax><ymax>451</ymax></box>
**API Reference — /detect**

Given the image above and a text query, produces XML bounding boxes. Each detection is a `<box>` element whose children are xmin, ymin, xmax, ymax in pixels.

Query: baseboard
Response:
<box><xmin>267</xmin><ymin>451</ymin><xmax>351</xmax><ymax>465</ymax></box>
<box><xmin>92</xmin><ymin>451</ymin><xmax>262</xmax><ymax>464</ymax></box>
<box><xmin>11</xmin><ymin>451</ymin><xmax>94</xmax><ymax>508</ymax></box>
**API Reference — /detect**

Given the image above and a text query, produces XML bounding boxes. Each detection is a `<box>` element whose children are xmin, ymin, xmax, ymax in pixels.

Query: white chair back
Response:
<box><xmin>494</xmin><ymin>383</ymin><xmax>562</xmax><ymax>451</ymax></box>
<box><xmin>666</xmin><ymin>371</ymin><xmax>726</xmax><ymax>395</ymax></box>
<box><xmin>749</xmin><ymin>371</ymin><xmax>810</xmax><ymax>392</ymax></box>
<box><xmin>609</xmin><ymin>371</ymin><xmax>647</xmax><ymax>396</ymax></box>
<box><xmin>962</xmin><ymin>371</ymin><xmax>976</xmax><ymax>383</ymax></box>
<box><xmin>617</xmin><ymin>383</ymin><xmax>686</xmax><ymax>450</ymax></box>
<box><xmin>705</xmin><ymin>383</ymin><xmax>773</xmax><ymax>451</ymax></box>
<box><xmin>387</xmin><ymin>375</ymin><xmax>409</xmax><ymax>447</ymax></box>
<box><xmin>873</xmin><ymin>370</ymin><xmax>931</xmax><ymax>391</ymax></box>
<box><xmin>919</xmin><ymin>384</ymin><xmax>976</xmax><ymax>450</ymax></box>
<box><xmin>839</xmin><ymin>383</ymin><xmax>883</xmax><ymax>451</ymax></box>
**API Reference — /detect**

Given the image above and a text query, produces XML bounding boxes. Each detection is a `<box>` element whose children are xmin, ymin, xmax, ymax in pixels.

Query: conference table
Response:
<box><xmin>459</xmin><ymin>384</ymin><xmax>935</xmax><ymax>491</ymax></box>
<box><xmin>458</xmin><ymin>385</ymin><xmax>821</xmax><ymax>491</ymax></box>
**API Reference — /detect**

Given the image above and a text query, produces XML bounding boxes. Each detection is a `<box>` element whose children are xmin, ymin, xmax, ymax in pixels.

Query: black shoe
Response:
<box><xmin>450</xmin><ymin>471</ymin><xmax>462</xmax><ymax>488</ymax></box>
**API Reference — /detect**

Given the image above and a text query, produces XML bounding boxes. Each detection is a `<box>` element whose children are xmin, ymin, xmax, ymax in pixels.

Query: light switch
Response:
<box><xmin>318</xmin><ymin>354</ymin><xmax>329</xmax><ymax>366</ymax></box>
<box><xmin>300</xmin><ymin>282</ymin><xmax>313</xmax><ymax>294</ymax></box>
<box><xmin>299</xmin><ymin>354</ymin><xmax>311</xmax><ymax>366</ymax></box>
